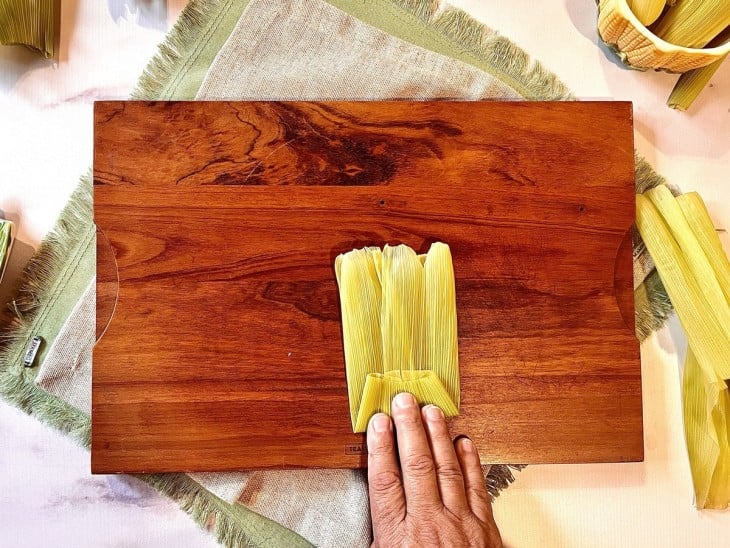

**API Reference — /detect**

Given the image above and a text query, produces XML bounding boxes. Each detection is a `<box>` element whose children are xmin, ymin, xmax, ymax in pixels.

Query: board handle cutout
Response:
<box><xmin>96</xmin><ymin>226</ymin><xmax>119</xmax><ymax>344</ymax></box>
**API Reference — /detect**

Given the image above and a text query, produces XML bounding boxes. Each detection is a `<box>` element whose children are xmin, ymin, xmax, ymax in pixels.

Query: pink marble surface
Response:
<box><xmin>0</xmin><ymin>1</ymin><xmax>728</xmax><ymax>546</ymax></box>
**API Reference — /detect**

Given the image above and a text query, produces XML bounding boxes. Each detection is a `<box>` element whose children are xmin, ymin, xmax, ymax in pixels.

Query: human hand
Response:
<box><xmin>367</xmin><ymin>392</ymin><xmax>502</xmax><ymax>548</ymax></box>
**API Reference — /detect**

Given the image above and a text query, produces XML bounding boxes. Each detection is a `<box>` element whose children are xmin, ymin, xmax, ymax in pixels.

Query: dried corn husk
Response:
<box><xmin>425</xmin><ymin>242</ymin><xmax>460</xmax><ymax>409</ymax></box>
<box><xmin>0</xmin><ymin>0</ymin><xmax>59</xmax><ymax>58</ymax></box>
<box><xmin>676</xmin><ymin>192</ymin><xmax>730</xmax><ymax>302</ymax></box>
<box><xmin>682</xmin><ymin>348</ymin><xmax>724</xmax><ymax>509</ymax></box>
<box><xmin>0</xmin><ymin>219</ymin><xmax>13</xmax><ymax>283</ymax></box>
<box><xmin>652</xmin><ymin>0</ymin><xmax>730</xmax><ymax>49</ymax></box>
<box><xmin>628</xmin><ymin>0</ymin><xmax>666</xmax><ymax>26</ymax></box>
<box><xmin>668</xmin><ymin>55</ymin><xmax>727</xmax><ymax>110</ymax></box>
<box><xmin>355</xmin><ymin>370</ymin><xmax>457</xmax><ymax>432</ymax></box>
<box><xmin>637</xmin><ymin>188</ymin><xmax>730</xmax><ymax>509</ymax></box>
<box><xmin>336</xmin><ymin>242</ymin><xmax>460</xmax><ymax>432</ymax></box>
<box><xmin>646</xmin><ymin>186</ymin><xmax>730</xmax><ymax>328</ymax></box>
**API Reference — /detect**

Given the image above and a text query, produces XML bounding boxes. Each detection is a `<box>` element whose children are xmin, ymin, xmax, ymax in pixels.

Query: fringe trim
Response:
<box><xmin>635</xmin><ymin>269</ymin><xmax>674</xmax><ymax>342</ymax></box>
<box><xmin>0</xmin><ymin>368</ymin><xmax>91</xmax><ymax>445</ymax></box>
<box><xmin>140</xmin><ymin>473</ymin><xmax>311</xmax><ymax>547</ymax></box>
<box><xmin>0</xmin><ymin>174</ymin><xmax>93</xmax><ymax>361</ymax></box>
<box><xmin>0</xmin><ymin>175</ymin><xmax>94</xmax><ymax>444</ymax></box>
<box><xmin>486</xmin><ymin>464</ymin><xmax>526</xmax><ymax>499</ymax></box>
<box><xmin>390</xmin><ymin>0</ymin><xmax>574</xmax><ymax>101</ymax></box>
<box><xmin>130</xmin><ymin>0</ymin><xmax>223</xmax><ymax>100</ymax></box>
<box><xmin>635</xmin><ymin>154</ymin><xmax>666</xmax><ymax>194</ymax></box>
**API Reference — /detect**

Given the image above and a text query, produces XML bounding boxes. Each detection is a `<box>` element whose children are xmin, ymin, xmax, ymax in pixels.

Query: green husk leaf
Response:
<box><xmin>668</xmin><ymin>55</ymin><xmax>727</xmax><ymax>111</ymax></box>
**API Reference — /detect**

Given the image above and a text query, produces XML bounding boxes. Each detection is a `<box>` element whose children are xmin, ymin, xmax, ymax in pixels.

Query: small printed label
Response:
<box><xmin>344</xmin><ymin>443</ymin><xmax>367</xmax><ymax>456</ymax></box>
<box><xmin>23</xmin><ymin>336</ymin><xmax>42</xmax><ymax>367</ymax></box>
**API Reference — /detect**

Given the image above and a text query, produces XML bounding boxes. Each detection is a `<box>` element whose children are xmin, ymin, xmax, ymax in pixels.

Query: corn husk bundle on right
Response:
<box><xmin>636</xmin><ymin>186</ymin><xmax>730</xmax><ymax>509</ymax></box>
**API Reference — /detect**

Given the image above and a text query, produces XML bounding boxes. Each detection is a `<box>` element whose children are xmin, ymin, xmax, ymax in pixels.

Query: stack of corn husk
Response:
<box><xmin>0</xmin><ymin>0</ymin><xmax>59</xmax><ymax>58</ymax></box>
<box><xmin>637</xmin><ymin>187</ymin><xmax>730</xmax><ymax>509</ymax></box>
<box><xmin>335</xmin><ymin>243</ymin><xmax>460</xmax><ymax>433</ymax></box>
<box><xmin>599</xmin><ymin>0</ymin><xmax>730</xmax><ymax>110</ymax></box>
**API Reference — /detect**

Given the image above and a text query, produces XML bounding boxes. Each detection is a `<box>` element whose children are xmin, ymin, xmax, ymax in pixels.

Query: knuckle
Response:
<box><xmin>468</xmin><ymin>485</ymin><xmax>491</xmax><ymax>506</ymax></box>
<box><xmin>436</xmin><ymin>463</ymin><xmax>464</xmax><ymax>483</ymax></box>
<box><xmin>405</xmin><ymin>453</ymin><xmax>436</xmax><ymax>476</ymax></box>
<box><xmin>369</xmin><ymin>469</ymin><xmax>402</xmax><ymax>498</ymax></box>
<box><xmin>368</xmin><ymin>438</ymin><xmax>394</xmax><ymax>458</ymax></box>
<box><xmin>393</xmin><ymin>408</ymin><xmax>421</xmax><ymax>431</ymax></box>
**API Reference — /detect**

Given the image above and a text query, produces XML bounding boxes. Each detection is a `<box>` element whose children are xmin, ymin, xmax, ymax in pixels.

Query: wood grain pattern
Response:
<box><xmin>92</xmin><ymin>101</ymin><xmax>642</xmax><ymax>473</ymax></box>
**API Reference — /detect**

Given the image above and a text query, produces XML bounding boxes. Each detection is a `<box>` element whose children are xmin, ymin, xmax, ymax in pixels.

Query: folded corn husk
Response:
<box><xmin>636</xmin><ymin>187</ymin><xmax>730</xmax><ymax>509</ymax></box>
<box><xmin>0</xmin><ymin>0</ymin><xmax>59</xmax><ymax>58</ymax></box>
<box><xmin>335</xmin><ymin>243</ymin><xmax>460</xmax><ymax>432</ymax></box>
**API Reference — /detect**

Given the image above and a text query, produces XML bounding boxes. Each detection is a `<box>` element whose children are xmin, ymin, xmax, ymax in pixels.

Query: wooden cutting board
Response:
<box><xmin>92</xmin><ymin>101</ymin><xmax>642</xmax><ymax>473</ymax></box>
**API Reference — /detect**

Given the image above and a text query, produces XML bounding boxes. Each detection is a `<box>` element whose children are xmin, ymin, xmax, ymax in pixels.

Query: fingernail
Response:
<box><xmin>370</xmin><ymin>413</ymin><xmax>390</xmax><ymax>433</ymax></box>
<box><xmin>458</xmin><ymin>436</ymin><xmax>474</xmax><ymax>452</ymax></box>
<box><xmin>393</xmin><ymin>392</ymin><xmax>415</xmax><ymax>409</ymax></box>
<box><xmin>425</xmin><ymin>405</ymin><xmax>443</xmax><ymax>421</ymax></box>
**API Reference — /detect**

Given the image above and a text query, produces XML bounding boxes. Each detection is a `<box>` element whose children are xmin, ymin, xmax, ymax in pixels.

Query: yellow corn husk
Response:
<box><xmin>652</xmin><ymin>0</ymin><xmax>730</xmax><ymax>49</ymax></box>
<box><xmin>668</xmin><ymin>54</ymin><xmax>727</xmax><ymax>111</ymax></box>
<box><xmin>637</xmin><ymin>188</ymin><xmax>730</xmax><ymax>509</ymax></box>
<box><xmin>636</xmin><ymin>192</ymin><xmax>730</xmax><ymax>384</ymax></box>
<box><xmin>0</xmin><ymin>0</ymin><xmax>59</xmax><ymax>58</ymax></box>
<box><xmin>705</xmin><ymin>388</ymin><xmax>730</xmax><ymax>508</ymax></box>
<box><xmin>683</xmin><ymin>348</ymin><xmax>722</xmax><ymax>508</ymax></box>
<box><xmin>336</xmin><ymin>242</ymin><xmax>460</xmax><ymax>432</ymax></box>
<box><xmin>335</xmin><ymin>247</ymin><xmax>384</xmax><ymax>428</ymax></box>
<box><xmin>646</xmin><ymin>186</ymin><xmax>730</xmax><ymax>327</ymax></box>
<box><xmin>380</xmin><ymin>244</ymin><xmax>426</xmax><ymax>372</ymax></box>
<box><xmin>676</xmin><ymin>192</ymin><xmax>730</xmax><ymax>303</ymax></box>
<box><xmin>628</xmin><ymin>0</ymin><xmax>666</xmax><ymax>26</ymax></box>
<box><xmin>354</xmin><ymin>370</ymin><xmax>458</xmax><ymax>432</ymax></box>
<box><xmin>682</xmin><ymin>348</ymin><xmax>730</xmax><ymax>509</ymax></box>
<box><xmin>425</xmin><ymin>243</ymin><xmax>460</xmax><ymax>409</ymax></box>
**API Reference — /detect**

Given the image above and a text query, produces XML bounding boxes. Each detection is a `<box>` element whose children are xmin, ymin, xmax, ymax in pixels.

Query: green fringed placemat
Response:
<box><xmin>0</xmin><ymin>0</ymin><xmax>672</xmax><ymax>546</ymax></box>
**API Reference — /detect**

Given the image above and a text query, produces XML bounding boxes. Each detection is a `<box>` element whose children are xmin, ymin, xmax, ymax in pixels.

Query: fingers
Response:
<box><xmin>455</xmin><ymin>436</ymin><xmax>494</xmax><ymax>525</ymax></box>
<box><xmin>391</xmin><ymin>392</ymin><xmax>441</xmax><ymax>513</ymax></box>
<box><xmin>421</xmin><ymin>404</ymin><xmax>470</xmax><ymax>517</ymax></box>
<box><xmin>367</xmin><ymin>413</ymin><xmax>406</xmax><ymax>534</ymax></box>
